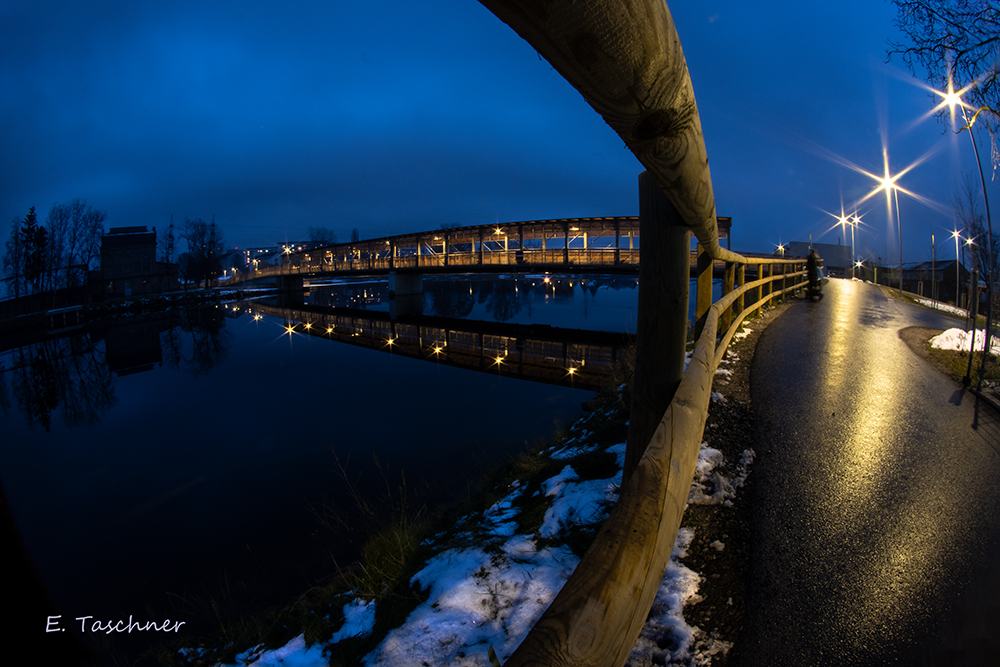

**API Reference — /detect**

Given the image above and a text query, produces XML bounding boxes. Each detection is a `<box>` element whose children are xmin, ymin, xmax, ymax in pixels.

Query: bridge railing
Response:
<box><xmin>471</xmin><ymin>1</ymin><xmax>808</xmax><ymax>665</ymax></box>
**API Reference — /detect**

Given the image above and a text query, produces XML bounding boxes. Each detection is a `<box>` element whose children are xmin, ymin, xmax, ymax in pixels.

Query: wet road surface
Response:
<box><xmin>743</xmin><ymin>278</ymin><xmax>1000</xmax><ymax>666</ymax></box>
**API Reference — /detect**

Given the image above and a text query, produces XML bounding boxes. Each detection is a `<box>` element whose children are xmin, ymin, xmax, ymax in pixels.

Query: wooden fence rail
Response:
<box><xmin>500</xmin><ymin>259</ymin><xmax>804</xmax><ymax>666</ymax></box>
<box><xmin>472</xmin><ymin>0</ymin><xmax>809</xmax><ymax>665</ymax></box>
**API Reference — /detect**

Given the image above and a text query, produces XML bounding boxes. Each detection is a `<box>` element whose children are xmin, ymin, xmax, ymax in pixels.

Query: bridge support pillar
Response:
<box><xmin>277</xmin><ymin>275</ymin><xmax>303</xmax><ymax>292</ymax></box>
<box><xmin>388</xmin><ymin>271</ymin><xmax>424</xmax><ymax>319</ymax></box>
<box><xmin>624</xmin><ymin>171</ymin><xmax>690</xmax><ymax>484</ymax></box>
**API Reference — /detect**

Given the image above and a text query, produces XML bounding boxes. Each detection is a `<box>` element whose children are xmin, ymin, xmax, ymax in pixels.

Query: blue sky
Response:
<box><xmin>1</xmin><ymin>0</ymin><xmax>989</xmax><ymax>263</ymax></box>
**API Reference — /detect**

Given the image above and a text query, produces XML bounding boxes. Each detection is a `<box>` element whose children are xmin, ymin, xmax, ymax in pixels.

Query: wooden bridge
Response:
<box><xmin>455</xmin><ymin>1</ymin><xmax>809</xmax><ymax>665</ymax></box>
<box><xmin>227</xmin><ymin>215</ymin><xmax>769</xmax><ymax>286</ymax></box>
<box><xmin>230</xmin><ymin>1</ymin><xmax>812</xmax><ymax>663</ymax></box>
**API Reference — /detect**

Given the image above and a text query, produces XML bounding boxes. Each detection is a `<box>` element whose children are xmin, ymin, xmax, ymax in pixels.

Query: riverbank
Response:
<box><xmin>0</xmin><ymin>287</ymin><xmax>276</xmax><ymax>338</ymax></box>
<box><xmin>149</xmin><ymin>301</ymin><xmax>788</xmax><ymax>667</ymax></box>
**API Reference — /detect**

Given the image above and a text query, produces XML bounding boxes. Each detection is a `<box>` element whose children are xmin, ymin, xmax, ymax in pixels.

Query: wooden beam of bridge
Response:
<box><xmin>230</xmin><ymin>215</ymin><xmax>765</xmax><ymax>285</ymax></box>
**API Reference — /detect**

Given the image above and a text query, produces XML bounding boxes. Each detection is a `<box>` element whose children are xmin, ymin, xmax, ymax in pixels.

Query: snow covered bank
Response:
<box><xmin>203</xmin><ymin>323</ymin><xmax>763</xmax><ymax>667</ymax></box>
<box><xmin>913</xmin><ymin>298</ymin><xmax>967</xmax><ymax>319</ymax></box>
<box><xmin>930</xmin><ymin>327</ymin><xmax>1000</xmax><ymax>355</ymax></box>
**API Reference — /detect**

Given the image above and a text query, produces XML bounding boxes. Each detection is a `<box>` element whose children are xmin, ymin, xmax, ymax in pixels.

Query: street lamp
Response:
<box><xmin>850</xmin><ymin>215</ymin><xmax>860</xmax><ymax>279</ymax></box>
<box><xmin>936</xmin><ymin>81</ymin><xmax>995</xmax><ymax>386</ymax></box>
<box><xmin>952</xmin><ymin>229</ymin><xmax>963</xmax><ymax>307</ymax></box>
<box><xmin>874</xmin><ymin>168</ymin><xmax>905</xmax><ymax>297</ymax></box>
<box><xmin>836</xmin><ymin>214</ymin><xmax>860</xmax><ymax>279</ymax></box>
<box><xmin>838</xmin><ymin>214</ymin><xmax>850</xmax><ymax>276</ymax></box>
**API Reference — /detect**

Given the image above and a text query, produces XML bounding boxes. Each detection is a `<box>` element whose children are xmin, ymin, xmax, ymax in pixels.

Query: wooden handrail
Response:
<box><xmin>471</xmin><ymin>1</ymin><xmax>812</xmax><ymax>665</ymax></box>
<box><xmin>478</xmin><ymin>0</ymin><xmax>727</xmax><ymax>261</ymax></box>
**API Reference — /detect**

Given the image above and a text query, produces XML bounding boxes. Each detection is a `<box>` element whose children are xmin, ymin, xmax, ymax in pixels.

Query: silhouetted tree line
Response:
<box><xmin>2</xmin><ymin>200</ymin><xmax>106</xmax><ymax>299</ymax></box>
<box><xmin>308</xmin><ymin>226</ymin><xmax>337</xmax><ymax>244</ymax></box>
<box><xmin>178</xmin><ymin>217</ymin><xmax>225</xmax><ymax>288</ymax></box>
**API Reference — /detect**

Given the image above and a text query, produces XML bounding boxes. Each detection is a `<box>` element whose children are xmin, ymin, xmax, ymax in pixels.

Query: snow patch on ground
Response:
<box><xmin>330</xmin><ymin>599</ymin><xmax>377</xmax><ymax>643</ymax></box>
<box><xmin>209</xmin><ymin>407</ymin><xmax>752</xmax><ymax>667</ymax></box>
<box><xmin>914</xmin><ymin>298</ymin><xmax>967</xmax><ymax>318</ymax></box>
<box><xmin>219</xmin><ymin>635</ymin><xmax>328</xmax><ymax>667</ymax></box>
<box><xmin>626</xmin><ymin>528</ymin><xmax>702</xmax><ymax>666</ymax></box>
<box><xmin>688</xmin><ymin>445</ymin><xmax>755</xmax><ymax>507</ymax></box>
<box><xmin>539</xmin><ymin>471</ymin><xmax>622</xmax><ymax>538</ymax></box>
<box><xmin>930</xmin><ymin>327</ymin><xmax>1000</xmax><ymax>355</ymax></box>
<box><xmin>365</xmin><ymin>538</ymin><xmax>579</xmax><ymax>666</ymax></box>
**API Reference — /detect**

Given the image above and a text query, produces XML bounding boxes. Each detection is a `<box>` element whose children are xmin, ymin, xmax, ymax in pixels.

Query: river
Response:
<box><xmin>2</xmin><ymin>273</ymin><xmax>692</xmax><ymax>664</ymax></box>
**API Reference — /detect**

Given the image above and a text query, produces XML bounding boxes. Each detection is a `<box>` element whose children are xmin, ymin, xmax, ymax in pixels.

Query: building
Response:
<box><xmin>901</xmin><ymin>259</ymin><xmax>971</xmax><ymax>305</ymax></box>
<box><xmin>717</xmin><ymin>216</ymin><xmax>732</xmax><ymax>250</ymax></box>
<box><xmin>101</xmin><ymin>226</ymin><xmax>179</xmax><ymax>297</ymax></box>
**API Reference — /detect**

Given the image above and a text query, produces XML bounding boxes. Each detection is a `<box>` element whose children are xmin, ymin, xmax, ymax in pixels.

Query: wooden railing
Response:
<box><xmin>472</xmin><ymin>1</ymin><xmax>807</xmax><ymax>665</ymax></box>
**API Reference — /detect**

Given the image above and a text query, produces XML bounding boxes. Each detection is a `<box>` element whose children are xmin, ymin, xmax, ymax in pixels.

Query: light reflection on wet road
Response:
<box><xmin>743</xmin><ymin>279</ymin><xmax>1000</xmax><ymax>665</ymax></box>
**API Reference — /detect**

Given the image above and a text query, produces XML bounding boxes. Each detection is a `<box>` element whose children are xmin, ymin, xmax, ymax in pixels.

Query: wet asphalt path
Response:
<box><xmin>742</xmin><ymin>278</ymin><xmax>1000</xmax><ymax>666</ymax></box>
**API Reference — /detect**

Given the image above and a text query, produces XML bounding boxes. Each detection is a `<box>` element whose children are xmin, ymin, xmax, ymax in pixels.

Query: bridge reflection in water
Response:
<box><xmin>249</xmin><ymin>302</ymin><xmax>629</xmax><ymax>392</ymax></box>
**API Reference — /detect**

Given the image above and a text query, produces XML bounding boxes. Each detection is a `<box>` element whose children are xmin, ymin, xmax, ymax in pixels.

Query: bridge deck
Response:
<box><xmin>233</xmin><ymin>217</ymin><xmax>770</xmax><ymax>284</ymax></box>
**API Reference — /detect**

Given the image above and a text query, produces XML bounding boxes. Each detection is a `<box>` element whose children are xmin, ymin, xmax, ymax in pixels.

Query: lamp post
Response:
<box><xmin>938</xmin><ymin>82</ymin><xmax>995</xmax><ymax>387</ymax></box>
<box><xmin>966</xmin><ymin>236</ymin><xmax>976</xmax><ymax>310</ymax></box>
<box><xmin>952</xmin><ymin>229</ymin><xmax>962</xmax><ymax>307</ymax></box>
<box><xmin>838</xmin><ymin>214</ymin><xmax>850</xmax><ymax>278</ymax></box>
<box><xmin>850</xmin><ymin>215</ymin><xmax>860</xmax><ymax>280</ymax></box>
<box><xmin>932</xmin><ymin>234</ymin><xmax>936</xmax><ymax>302</ymax></box>
<box><xmin>875</xmin><ymin>170</ymin><xmax>905</xmax><ymax>297</ymax></box>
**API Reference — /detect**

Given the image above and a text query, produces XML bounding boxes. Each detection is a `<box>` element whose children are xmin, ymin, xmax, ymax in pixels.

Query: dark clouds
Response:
<box><xmin>1</xmin><ymin>0</ymin><xmax>984</xmax><ymax>260</ymax></box>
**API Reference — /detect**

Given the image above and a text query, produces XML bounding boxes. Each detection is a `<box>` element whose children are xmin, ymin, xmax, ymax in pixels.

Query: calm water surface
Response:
<box><xmin>2</xmin><ymin>274</ymin><xmax>672</xmax><ymax>663</ymax></box>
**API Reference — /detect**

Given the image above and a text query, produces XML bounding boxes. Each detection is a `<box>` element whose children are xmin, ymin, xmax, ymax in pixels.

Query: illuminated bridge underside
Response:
<box><xmin>293</xmin><ymin>217</ymin><xmax>642</xmax><ymax>277</ymax></box>
<box><xmin>251</xmin><ymin>302</ymin><xmax>625</xmax><ymax>392</ymax></box>
<box><xmin>241</xmin><ymin>217</ymin><xmax>742</xmax><ymax>282</ymax></box>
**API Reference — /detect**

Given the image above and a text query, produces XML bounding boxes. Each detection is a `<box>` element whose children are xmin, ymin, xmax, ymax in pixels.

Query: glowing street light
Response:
<box><xmin>835</xmin><ymin>213</ymin><xmax>860</xmax><ymax>280</ymax></box>
<box><xmin>872</xmin><ymin>164</ymin><xmax>905</xmax><ymax>296</ymax></box>
<box><xmin>934</xmin><ymin>80</ymin><xmax>995</xmax><ymax>386</ymax></box>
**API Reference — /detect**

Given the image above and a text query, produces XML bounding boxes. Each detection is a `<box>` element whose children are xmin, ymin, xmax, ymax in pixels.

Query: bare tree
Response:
<box><xmin>159</xmin><ymin>218</ymin><xmax>177</xmax><ymax>264</ymax></box>
<box><xmin>44</xmin><ymin>199</ymin><xmax>106</xmax><ymax>290</ymax></box>
<box><xmin>308</xmin><ymin>226</ymin><xmax>338</xmax><ymax>245</ymax></box>
<box><xmin>889</xmin><ymin>1</ymin><xmax>1000</xmax><ymax>162</ymax></box>
<box><xmin>181</xmin><ymin>217</ymin><xmax>225</xmax><ymax>288</ymax></box>
<box><xmin>2</xmin><ymin>216</ymin><xmax>25</xmax><ymax>299</ymax></box>
<box><xmin>954</xmin><ymin>172</ymin><xmax>996</xmax><ymax>274</ymax></box>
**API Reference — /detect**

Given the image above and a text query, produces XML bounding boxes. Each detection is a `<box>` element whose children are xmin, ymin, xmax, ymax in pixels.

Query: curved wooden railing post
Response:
<box><xmin>694</xmin><ymin>243</ymin><xmax>713</xmax><ymax>340</ymax></box>
<box><xmin>721</xmin><ymin>260</ymin><xmax>736</xmax><ymax>333</ymax></box>
<box><xmin>624</xmin><ymin>171</ymin><xmax>691</xmax><ymax>485</ymax></box>
<box><xmin>736</xmin><ymin>263</ymin><xmax>746</xmax><ymax>315</ymax></box>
